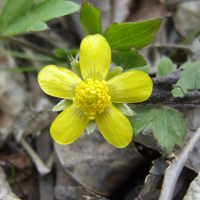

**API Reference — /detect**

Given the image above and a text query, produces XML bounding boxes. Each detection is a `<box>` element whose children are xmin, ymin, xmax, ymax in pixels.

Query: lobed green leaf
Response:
<box><xmin>80</xmin><ymin>1</ymin><xmax>102</xmax><ymax>35</ymax></box>
<box><xmin>33</xmin><ymin>0</ymin><xmax>44</xmax><ymax>5</ymax></box>
<box><xmin>104</xmin><ymin>18</ymin><xmax>162</xmax><ymax>51</ymax></box>
<box><xmin>1</xmin><ymin>0</ymin><xmax>80</xmax><ymax>36</ymax></box>
<box><xmin>0</xmin><ymin>0</ymin><xmax>33</xmax><ymax>33</ymax></box>
<box><xmin>172</xmin><ymin>61</ymin><xmax>200</xmax><ymax>97</ymax></box>
<box><xmin>128</xmin><ymin>104</ymin><xmax>187</xmax><ymax>155</ymax></box>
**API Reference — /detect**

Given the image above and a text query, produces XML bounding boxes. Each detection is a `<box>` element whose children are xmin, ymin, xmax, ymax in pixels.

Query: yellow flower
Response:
<box><xmin>38</xmin><ymin>34</ymin><xmax>153</xmax><ymax>148</ymax></box>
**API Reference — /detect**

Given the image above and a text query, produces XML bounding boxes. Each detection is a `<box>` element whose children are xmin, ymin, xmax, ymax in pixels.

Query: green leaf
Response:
<box><xmin>80</xmin><ymin>1</ymin><xmax>102</xmax><ymax>35</ymax></box>
<box><xmin>172</xmin><ymin>61</ymin><xmax>200</xmax><ymax>97</ymax></box>
<box><xmin>1</xmin><ymin>0</ymin><xmax>80</xmax><ymax>36</ymax></box>
<box><xmin>0</xmin><ymin>0</ymin><xmax>33</xmax><ymax>33</ymax></box>
<box><xmin>0</xmin><ymin>0</ymin><xmax>6</xmax><ymax>14</ymax></box>
<box><xmin>112</xmin><ymin>50</ymin><xmax>147</xmax><ymax>70</ymax></box>
<box><xmin>104</xmin><ymin>18</ymin><xmax>162</xmax><ymax>51</ymax></box>
<box><xmin>128</xmin><ymin>104</ymin><xmax>187</xmax><ymax>155</ymax></box>
<box><xmin>33</xmin><ymin>0</ymin><xmax>44</xmax><ymax>5</ymax></box>
<box><xmin>157</xmin><ymin>56</ymin><xmax>177</xmax><ymax>76</ymax></box>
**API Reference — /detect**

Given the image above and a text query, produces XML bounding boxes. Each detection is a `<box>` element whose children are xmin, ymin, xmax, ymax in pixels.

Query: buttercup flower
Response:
<box><xmin>38</xmin><ymin>34</ymin><xmax>152</xmax><ymax>148</ymax></box>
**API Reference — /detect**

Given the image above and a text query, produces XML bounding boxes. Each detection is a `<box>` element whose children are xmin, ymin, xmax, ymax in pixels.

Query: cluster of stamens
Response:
<box><xmin>73</xmin><ymin>79</ymin><xmax>111</xmax><ymax>120</ymax></box>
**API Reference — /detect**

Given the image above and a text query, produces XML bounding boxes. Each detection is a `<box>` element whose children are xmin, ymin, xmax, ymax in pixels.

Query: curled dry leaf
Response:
<box><xmin>0</xmin><ymin>167</ymin><xmax>20</xmax><ymax>200</ymax></box>
<box><xmin>55</xmin><ymin>128</ymin><xmax>144</xmax><ymax>196</ymax></box>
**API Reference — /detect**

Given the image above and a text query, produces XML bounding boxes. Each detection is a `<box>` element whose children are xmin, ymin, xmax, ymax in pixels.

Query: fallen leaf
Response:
<box><xmin>55</xmin><ymin>129</ymin><xmax>144</xmax><ymax>196</ymax></box>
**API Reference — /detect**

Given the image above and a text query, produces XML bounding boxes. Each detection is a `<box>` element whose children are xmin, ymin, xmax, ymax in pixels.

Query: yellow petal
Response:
<box><xmin>96</xmin><ymin>104</ymin><xmax>133</xmax><ymax>148</ymax></box>
<box><xmin>79</xmin><ymin>34</ymin><xmax>111</xmax><ymax>81</ymax></box>
<box><xmin>38</xmin><ymin>65</ymin><xmax>81</xmax><ymax>99</ymax></box>
<box><xmin>50</xmin><ymin>104</ymin><xmax>89</xmax><ymax>144</ymax></box>
<box><xmin>107</xmin><ymin>70</ymin><xmax>153</xmax><ymax>103</ymax></box>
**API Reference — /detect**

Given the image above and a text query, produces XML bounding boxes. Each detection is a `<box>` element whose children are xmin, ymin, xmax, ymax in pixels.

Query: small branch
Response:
<box><xmin>1</xmin><ymin>36</ymin><xmax>57</xmax><ymax>59</ymax></box>
<box><xmin>21</xmin><ymin>138</ymin><xmax>50</xmax><ymax>175</ymax></box>
<box><xmin>142</xmin><ymin>101</ymin><xmax>200</xmax><ymax>107</ymax></box>
<box><xmin>147</xmin><ymin>70</ymin><xmax>200</xmax><ymax>104</ymax></box>
<box><xmin>147</xmin><ymin>70</ymin><xmax>182</xmax><ymax>102</ymax></box>
<box><xmin>159</xmin><ymin>126</ymin><xmax>200</xmax><ymax>200</ymax></box>
<box><xmin>146</xmin><ymin>43</ymin><xmax>192</xmax><ymax>53</ymax></box>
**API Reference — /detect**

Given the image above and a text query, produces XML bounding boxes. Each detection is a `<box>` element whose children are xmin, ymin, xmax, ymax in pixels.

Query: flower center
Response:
<box><xmin>73</xmin><ymin>79</ymin><xmax>111</xmax><ymax>120</ymax></box>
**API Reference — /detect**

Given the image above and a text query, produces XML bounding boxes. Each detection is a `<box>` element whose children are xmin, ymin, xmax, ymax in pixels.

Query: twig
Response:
<box><xmin>0</xmin><ymin>36</ymin><xmax>57</xmax><ymax>59</ymax></box>
<box><xmin>142</xmin><ymin>101</ymin><xmax>200</xmax><ymax>107</ymax></box>
<box><xmin>159</xmin><ymin>126</ymin><xmax>200</xmax><ymax>200</ymax></box>
<box><xmin>21</xmin><ymin>138</ymin><xmax>50</xmax><ymax>175</ymax></box>
<box><xmin>146</xmin><ymin>43</ymin><xmax>192</xmax><ymax>52</ymax></box>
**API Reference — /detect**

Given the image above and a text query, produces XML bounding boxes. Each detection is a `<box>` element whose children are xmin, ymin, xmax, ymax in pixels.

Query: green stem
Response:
<box><xmin>0</xmin><ymin>49</ymin><xmax>56</xmax><ymax>61</ymax></box>
<box><xmin>0</xmin><ymin>36</ymin><xmax>57</xmax><ymax>59</ymax></box>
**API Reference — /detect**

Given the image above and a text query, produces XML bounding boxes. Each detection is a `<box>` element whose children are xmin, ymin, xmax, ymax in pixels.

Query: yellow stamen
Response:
<box><xmin>73</xmin><ymin>79</ymin><xmax>111</xmax><ymax>119</ymax></box>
